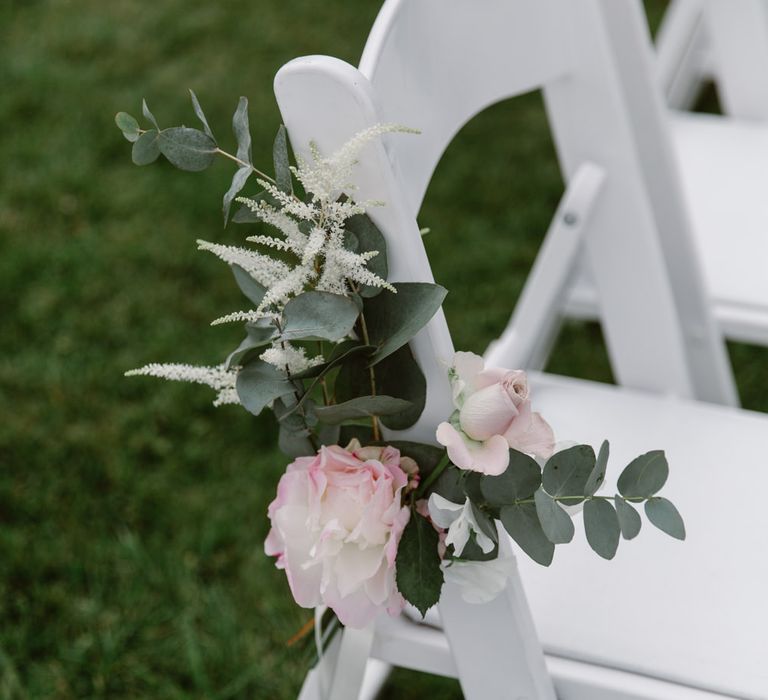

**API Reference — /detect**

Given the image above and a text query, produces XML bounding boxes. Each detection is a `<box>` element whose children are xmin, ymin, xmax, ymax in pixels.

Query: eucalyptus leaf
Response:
<box><xmin>500</xmin><ymin>503</ymin><xmax>555</xmax><ymax>566</ymax></box>
<box><xmin>614</xmin><ymin>496</ymin><xmax>642</xmax><ymax>540</ymax></box>
<box><xmin>396</xmin><ymin>514</ymin><xmax>444</xmax><ymax>617</ymax></box>
<box><xmin>480</xmin><ymin>449</ymin><xmax>541</xmax><ymax>505</ymax></box>
<box><xmin>142</xmin><ymin>99</ymin><xmax>159</xmax><ymax>130</ymax></box>
<box><xmin>115</xmin><ymin>112</ymin><xmax>140</xmax><ymax>142</ymax></box>
<box><xmin>542</xmin><ymin>444</ymin><xmax>596</xmax><ymax>504</ymax></box>
<box><xmin>534</xmin><ymin>488</ymin><xmax>575</xmax><ymax>544</ymax></box>
<box><xmin>230</xmin><ymin>264</ymin><xmax>266</xmax><ymax>307</ymax></box>
<box><xmin>232</xmin><ymin>96</ymin><xmax>251</xmax><ymax>164</ymax></box>
<box><xmin>617</xmin><ymin>450</ymin><xmax>668</xmax><ymax>500</ymax></box>
<box><xmin>223</xmin><ymin>166</ymin><xmax>253</xmax><ymax>224</ymax></box>
<box><xmin>364</xmin><ymin>282</ymin><xmax>447</xmax><ymax>365</ymax></box>
<box><xmin>274</xmin><ymin>397</ymin><xmax>315</xmax><ymax>458</ymax></box>
<box><xmin>280</xmin><ymin>291</ymin><xmax>359</xmax><ymax>342</ymax></box>
<box><xmin>585</xmin><ymin>440</ymin><xmax>609</xmax><ymax>496</ymax></box>
<box><xmin>374</xmin><ymin>345</ymin><xmax>426</xmax><ymax>430</ymax></box>
<box><xmin>189</xmin><ymin>89</ymin><xmax>215</xmax><ymax>140</ymax></box>
<box><xmin>583</xmin><ymin>499</ymin><xmax>621</xmax><ymax>559</ymax></box>
<box><xmin>345</xmin><ymin>214</ymin><xmax>388</xmax><ymax>297</ymax></box>
<box><xmin>273</xmin><ymin>125</ymin><xmax>292</xmax><ymax>194</ymax></box>
<box><xmin>225</xmin><ymin>320</ymin><xmax>277</xmax><ymax>369</ymax></box>
<box><xmin>431</xmin><ymin>465</ymin><xmax>465</xmax><ymax>503</ymax></box>
<box><xmin>158</xmin><ymin>127</ymin><xmax>217</xmax><ymax>172</ymax></box>
<box><xmin>314</xmin><ymin>395</ymin><xmax>413</xmax><ymax>424</ymax></box>
<box><xmin>235</xmin><ymin>360</ymin><xmax>294</xmax><ymax>416</ymax></box>
<box><xmin>645</xmin><ymin>498</ymin><xmax>685</xmax><ymax>540</ymax></box>
<box><xmin>131</xmin><ymin>130</ymin><xmax>160</xmax><ymax>165</ymax></box>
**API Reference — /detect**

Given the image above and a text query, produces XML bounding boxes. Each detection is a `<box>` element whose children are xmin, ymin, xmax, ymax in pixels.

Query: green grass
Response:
<box><xmin>2</xmin><ymin>1</ymin><xmax>767</xmax><ymax>698</ymax></box>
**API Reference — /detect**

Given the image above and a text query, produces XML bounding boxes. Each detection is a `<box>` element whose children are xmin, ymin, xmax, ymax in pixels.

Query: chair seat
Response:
<box><xmin>567</xmin><ymin>111</ymin><xmax>768</xmax><ymax>345</ymax></box>
<box><xmin>513</xmin><ymin>372</ymin><xmax>768</xmax><ymax>699</ymax></box>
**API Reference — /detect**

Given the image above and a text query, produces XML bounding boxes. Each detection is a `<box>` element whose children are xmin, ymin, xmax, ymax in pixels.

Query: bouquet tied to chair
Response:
<box><xmin>117</xmin><ymin>93</ymin><xmax>685</xmax><ymax>642</ymax></box>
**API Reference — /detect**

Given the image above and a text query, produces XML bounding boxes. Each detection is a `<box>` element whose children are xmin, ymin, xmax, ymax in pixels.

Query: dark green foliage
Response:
<box><xmin>395</xmin><ymin>515</ymin><xmax>444</xmax><ymax>617</ymax></box>
<box><xmin>364</xmin><ymin>282</ymin><xmax>447</xmax><ymax>364</ymax></box>
<box><xmin>480</xmin><ymin>449</ymin><xmax>541</xmax><ymax>504</ymax></box>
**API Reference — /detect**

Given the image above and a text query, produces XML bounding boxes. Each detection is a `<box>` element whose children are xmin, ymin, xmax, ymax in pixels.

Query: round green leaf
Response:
<box><xmin>480</xmin><ymin>449</ymin><xmax>541</xmax><ymax>505</ymax></box>
<box><xmin>364</xmin><ymin>282</ymin><xmax>447</xmax><ymax>365</ymax></box>
<box><xmin>534</xmin><ymin>488</ymin><xmax>575</xmax><ymax>544</ymax></box>
<box><xmin>645</xmin><ymin>497</ymin><xmax>685</xmax><ymax>540</ymax></box>
<box><xmin>158</xmin><ymin>127</ymin><xmax>217</xmax><ymax>172</ymax></box>
<box><xmin>131</xmin><ymin>129</ymin><xmax>160</xmax><ymax>165</ymax></box>
<box><xmin>583</xmin><ymin>499</ymin><xmax>620</xmax><ymax>560</ymax></box>
<box><xmin>542</xmin><ymin>444</ymin><xmax>596</xmax><ymax>504</ymax></box>
<box><xmin>614</xmin><ymin>496</ymin><xmax>642</xmax><ymax>540</ymax></box>
<box><xmin>313</xmin><ymin>395</ymin><xmax>413</xmax><ymax>425</ymax></box>
<box><xmin>235</xmin><ymin>360</ymin><xmax>294</xmax><ymax>416</ymax></box>
<box><xmin>617</xmin><ymin>450</ymin><xmax>668</xmax><ymax>500</ymax></box>
<box><xmin>115</xmin><ymin>112</ymin><xmax>140</xmax><ymax>142</ymax></box>
<box><xmin>280</xmin><ymin>291</ymin><xmax>359</xmax><ymax>342</ymax></box>
<box><xmin>500</xmin><ymin>503</ymin><xmax>555</xmax><ymax>566</ymax></box>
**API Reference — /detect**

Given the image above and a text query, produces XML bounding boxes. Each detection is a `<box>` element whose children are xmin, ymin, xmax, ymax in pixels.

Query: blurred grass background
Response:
<box><xmin>2</xmin><ymin>0</ymin><xmax>767</xmax><ymax>698</ymax></box>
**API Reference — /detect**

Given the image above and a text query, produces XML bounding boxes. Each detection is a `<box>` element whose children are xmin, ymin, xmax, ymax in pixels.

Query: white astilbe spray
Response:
<box><xmin>292</xmin><ymin>123</ymin><xmax>419</xmax><ymax>202</ymax></box>
<box><xmin>221</xmin><ymin>124</ymin><xmax>411</xmax><ymax>319</ymax></box>
<box><xmin>196</xmin><ymin>240</ymin><xmax>289</xmax><ymax>288</ymax></box>
<box><xmin>260</xmin><ymin>342</ymin><xmax>324</xmax><ymax>375</ymax></box>
<box><xmin>125</xmin><ymin>363</ymin><xmax>240</xmax><ymax>407</ymax></box>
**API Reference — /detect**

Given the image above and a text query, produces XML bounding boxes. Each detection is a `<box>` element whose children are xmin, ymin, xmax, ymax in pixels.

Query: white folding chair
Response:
<box><xmin>274</xmin><ymin>1</ymin><xmax>768</xmax><ymax>698</ymax></box>
<box><xmin>656</xmin><ymin>0</ymin><xmax>768</xmax><ymax>118</ymax></box>
<box><xmin>567</xmin><ymin>0</ymin><xmax>768</xmax><ymax>352</ymax></box>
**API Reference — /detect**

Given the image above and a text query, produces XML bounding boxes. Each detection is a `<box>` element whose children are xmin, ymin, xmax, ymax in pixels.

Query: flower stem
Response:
<box><xmin>353</xmin><ymin>294</ymin><xmax>380</xmax><ymax>442</ymax></box>
<box><xmin>416</xmin><ymin>451</ymin><xmax>450</xmax><ymax>498</ymax></box>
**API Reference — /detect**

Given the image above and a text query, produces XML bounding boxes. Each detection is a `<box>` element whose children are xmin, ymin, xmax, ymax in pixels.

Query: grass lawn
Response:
<box><xmin>2</xmin><ymin>1</ymin><xmax>766</xmax><ymax>698</ymax></box>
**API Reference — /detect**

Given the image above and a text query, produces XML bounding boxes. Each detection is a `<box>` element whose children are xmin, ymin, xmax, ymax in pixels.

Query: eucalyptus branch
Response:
<box><xmin>214</xmin><ymin>147</ymin><xmax>276</xmax><ymax>185</ymax></box>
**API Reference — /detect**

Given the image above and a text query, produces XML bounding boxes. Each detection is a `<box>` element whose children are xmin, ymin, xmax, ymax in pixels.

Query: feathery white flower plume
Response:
<box><xmin>125</xmin><ymin>363</ymin><xmax>241</xmax><ymax>406</ymax></box>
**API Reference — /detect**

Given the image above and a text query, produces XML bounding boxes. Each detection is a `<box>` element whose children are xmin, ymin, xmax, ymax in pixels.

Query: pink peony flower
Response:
<box><xmin>436</xmin><ymin>351</ymin><xmax>554</xmax><ymax>475</ymax></box>
<box><xmin>264</xmin><ymin>439</ymin><xmax>413</xmax><ymax>628</ymax></box>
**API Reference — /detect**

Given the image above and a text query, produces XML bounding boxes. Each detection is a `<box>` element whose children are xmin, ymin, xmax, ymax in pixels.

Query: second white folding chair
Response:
<box><xmin>567</xmin><ymin>0</ymin><xmax>768</xmax><ymax>351</ymax></box>
<box><xmin>276</xmin><ymin>1</ymin><xmax>768</xmax><ymax>698</ymax></box>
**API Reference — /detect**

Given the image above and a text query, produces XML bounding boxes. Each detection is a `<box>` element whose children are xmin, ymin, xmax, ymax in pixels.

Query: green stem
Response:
<box><xmin>352</xmin><ymin>286</ymin><xmax>380</xmax><ymax>443</ymax></box>
<box><xmin>514</xmin><ymin>494</ymin><xmax>645</xmax><ymax>506</ymax></box>
<box><xmin>416</xmin><ymin>451</ymin><xmax>450</xmax><ymax>498</ymax></box>
<box><xmin>215</xmin><ymin>148</ymin><xmax>276</xmax><ymax>185</ymax></box>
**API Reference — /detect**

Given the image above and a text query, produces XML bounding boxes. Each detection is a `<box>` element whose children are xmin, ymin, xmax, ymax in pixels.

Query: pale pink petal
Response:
<box><xmin>459</xmin><ymin>382</ymin><xmax>518</xmax><ymax>440</ymax></box>
<box><xmin>503</xmin><ymin>401</ymin><xmax>555</xmax><ymax>458</ymax></box>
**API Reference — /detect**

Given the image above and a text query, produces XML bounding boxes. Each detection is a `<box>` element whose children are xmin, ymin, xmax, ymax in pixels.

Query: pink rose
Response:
<box><xmin>264</xmin><ymin>439</ymin><xmax>412</xmax><ymax>628</ymax></box>
<box><xmin>436</xmin><ymin>352</ymin><xmax>554</xmax><ymax>475</ymax></box>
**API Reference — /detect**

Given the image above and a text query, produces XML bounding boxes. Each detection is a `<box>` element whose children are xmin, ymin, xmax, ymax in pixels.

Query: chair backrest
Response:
<box><xmin>657</xmin><ymin>0</ymin><xmax>768</xmax><ymax>118</ymax></box>
<box><xmin>275</xmin><ymin>0</ymin><xmax>736</xmax><ymax>417</ymax></box>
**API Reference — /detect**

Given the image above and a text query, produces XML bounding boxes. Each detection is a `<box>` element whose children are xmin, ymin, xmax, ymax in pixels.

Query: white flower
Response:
<box><xmin>427</xmin><ymin>494</ymin><xmax>495</xmax><ymax>557</ymax></box>
<box><xmin>125</xmin><ymin>363</ymin><xmax>240</xmax><ymax>407</ymax></box>
<box><xmin>442</xmin><ymin>555</ymin><xmax>518</xmax><ymax>604</ymax></box>
<box><xmin>260</xmin><ymin>342</ymin><xmax>324</xmax><ymax>375</ymax></box>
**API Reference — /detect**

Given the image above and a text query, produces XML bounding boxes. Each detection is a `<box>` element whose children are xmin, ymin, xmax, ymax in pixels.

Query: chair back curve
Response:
<box><xmin>357</xmin><ymin>0</ymin><xmax>736</xmax><ymax>406</ymax></box>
